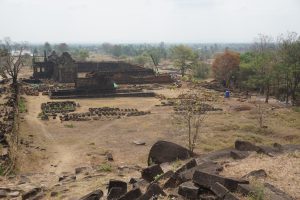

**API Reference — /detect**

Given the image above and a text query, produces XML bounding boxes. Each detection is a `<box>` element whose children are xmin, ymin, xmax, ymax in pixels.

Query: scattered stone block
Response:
<box><xmin>230</xmin><ymin>150</ymin><xmax>249</xmax><ymax>160</ymax></box>
<box><xmin>137</xmin><ymin>183</ymin><xmax>166</xmax><ymax>200</ymax></box>
<box><xmin>237</xmin><ymin>184</ymin><xmax>254</xmax><ymax>196</ymax></box>
<box><xmin>193</xmin><ymin>170</ymin><xmax>249</xmax><ymax>192</ymax></box>
<box><xmin>79</xmin><ymin>189</ymin><xmax>103</xmax><ymax>200</ymax></box>
<box><xmin>107</xmin><ymin>180</ymin><xmax>127</xmax><ymax>199</ymax></box>
<box><xmin>264</xmin><ymin>183</ymin><xmax>294</xmax><ymax>200</ymax></box>
<box><xmin>22</xmin><ymin>187</ymin><xmax>42</xmax><ymax>200</ymax></box>
<box><xmin>118</xmin><ymin>188</ymin><xmax>142</xmax><ymax>200</ymax></box>
<box><xmin>141</xmin><ymin>164</ymin><xmax>163</xmax><ymax>182</ymax></box>
<box><xmin>178</xmin><ymin>181</ymin><xmax>199</xmax><ymax>199</ymax></box>
<box><xmin>242</xmin><ymin>169</ymin><xmax>267</xmax><ymax>179</ymax></box>
<box><xmin>235</xmin><ymin>140</ymin><xmax>259</xmax><ymax>151</ymax></box>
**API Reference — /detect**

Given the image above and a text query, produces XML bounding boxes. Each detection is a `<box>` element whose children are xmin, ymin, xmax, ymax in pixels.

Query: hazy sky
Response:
<box><xmin>0</xmin><ymin>0</ymin><xmax>299</xmax><ymax>43</ymax></box>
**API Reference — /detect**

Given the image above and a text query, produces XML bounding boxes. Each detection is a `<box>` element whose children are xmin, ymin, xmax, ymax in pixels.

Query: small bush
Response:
<box><xmin>98</xmin><ymin>163</ymin><xmax>112</xmax><ymax>172</ymax></box>
<box><xmin>247</xmin><ymin>185</ymin><xmax>265</xmax><ymax>200</ymax></box>
<box><xmin>64</xmin><ymin>124</ymin><xmax>74</xmax><ymax>128</ymax></box>
<box><xmin>18</xmin><ymin>97</ymin><xmax>26</xmax><ymax>113</ymax></box>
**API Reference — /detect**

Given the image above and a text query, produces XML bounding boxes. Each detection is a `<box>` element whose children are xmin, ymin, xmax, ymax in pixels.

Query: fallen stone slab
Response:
<box><xmin>210</xmin><ymin>182</ymin><xmax>229</xmax><ymax>199</ymax></box>
<box><xmin>178</xmin><ymin>181</ymin><xmax>199</xmax><ymax>200</ymax></box>
<box><xmin>236</xmin><ymin>184</ymin><xmax>254</xmax><ymax>196</ymax></box>
<box><xmin>79</xmin><ymin>189</ymin><xmax>104</xmax><ymax>200</ymax></box>
<box><xmin>22</xmin><ymin>187</ymin><xmax>42</xmax><ymax>200</ymax></box>
<box><xmin>107</xmin><ymin>180</ymin><xmax>127</xmax><ymax>200</ymax></box>
<box><xmin>193</xmin><ymin>170</ymin><xmax>249</xmax><ymax>192</ymax></box>
<box><xmin>117</xmin><ymin>188</ymin><xmax>142</xmax><ymax>200</ymax></box>
<box><xmin>175</xmin><ymin>159</ymin><xmax>197</xmax><ymax>174</ymax></box>
<box><xmin>264</xmin><ymin>183</ymin><xmax>294</xmax><ymax>200</ymax></box>
<box><xmin>58</xmin><ymin>174</ymin><xmax>76</xmax><ymax>183</ymax></box>
<box><xmin>141</xmin><ymin>164</ymin><xmax>164</xmax><ymax>182</ymax></box>
<box><xmin>235</xmin><ymin>140</ymin><xmax>260</xmax><ymax>152</ymax></box>
<box><xmin>242</xmin><ymin>169</ymin><xmax>267</xmax><ymax>179</ymax></box>
<box><xmin>148</xmin><ymin>141</ymin><xmax>193</xmax><ymax>165</ymax></box>
<box><xmin>75</xmin><ymin>167</ymin><xmax>90</xmax><ymax>174</ymax></box>
<box><xmin>230</xmin><ymin>150</ymin><xmax>249</xmax><ymax>160</ymax></box>
<box><xmin>137</xmin><ymin>183</ymin><xmax>166</xmax><ymax>200</ymax></box>
<box><xmin>179</xmin><ymin>161</ymin><xmax>223</xmax><ymax>183</ymax></box>
<box><xmin>108</xmin><ymin>180</ymin><xmax>127</xmax><ymax>194</ymax></box>
<box><xmin>108</xmin><ymin>187</ymin><xmax>125</xmax><ymax>200</ymax></box>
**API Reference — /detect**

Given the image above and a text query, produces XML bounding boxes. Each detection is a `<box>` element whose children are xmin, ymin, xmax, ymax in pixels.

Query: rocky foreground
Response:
<box><xmin>0</xmin><ymin>140</ymin><xmax>299</xmax><ymax>200</ymax></box>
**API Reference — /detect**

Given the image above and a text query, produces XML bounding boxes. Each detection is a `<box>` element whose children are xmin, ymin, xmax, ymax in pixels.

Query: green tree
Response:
<box><xmin>192</xmin><ymin>61</ymin><xmax>210</xmax><ymax>79</ymax></box>
<box><xmin>171</xmin><ymin>45</ymin><xmax>197</xmax><ymax>77</ymax></box>
<box><xmin>278</xmin><ymin>32</ymin><xmax>300</xmax><ymax>104</ymax></box>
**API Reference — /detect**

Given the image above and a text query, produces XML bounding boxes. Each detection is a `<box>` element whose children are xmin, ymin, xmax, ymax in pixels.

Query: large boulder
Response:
<box><xmin>148</xmin><ymin>141</ymin><xmax>194</xmax><ymax>165</ymax></box>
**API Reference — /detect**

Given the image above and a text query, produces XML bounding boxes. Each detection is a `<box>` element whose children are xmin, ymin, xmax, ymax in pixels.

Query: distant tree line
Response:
<box><xmin>210</xmin><ymin>32</ymin><xmax>300</xmax><ymax>105</ymax></box>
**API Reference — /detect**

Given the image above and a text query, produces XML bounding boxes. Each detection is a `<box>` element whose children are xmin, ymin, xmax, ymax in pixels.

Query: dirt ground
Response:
<box><xmin>8</xmin><ymin>67</ymin><xmax>300</xmax><ymax>199</ymax></box>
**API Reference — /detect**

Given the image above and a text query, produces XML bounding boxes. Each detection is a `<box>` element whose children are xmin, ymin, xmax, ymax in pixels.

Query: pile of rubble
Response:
<box><xmin>0</xmin><ymin>140</ymin><xmax>298</xmax><ymax>199</ymax></box>
<box><xmin>156</xmin><ymin>93</ymin><xmax>222</xmax><ymax>113</ymax></box>
<box><xmin>20</xmin><ymin>87</ymin><xmax>39</xmax><ymax>96</ymax></box>
<box><xmin>77</xmin><ymin>140</ymin><xmax>298</xmax><ymax>200</ymax></box>
<box><xmin>41</xmin><ymin>101</ymin><xmax>77</xmax><ymax>114</ymax></box>
<box><xmin>0</xmin><ymin>94</ymin><xmax>17</xmax><ymax>174</ymax></box>
<box><xmin>60</xmin><ymin>107</ymin><xmax>151</xmax><ymax>122</ymax></box>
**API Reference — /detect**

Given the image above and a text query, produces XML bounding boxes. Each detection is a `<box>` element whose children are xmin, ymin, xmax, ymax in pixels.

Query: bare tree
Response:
<box><xmin>173</xmin><ymin>92</ymin><xmax>208</xmax><ymax>153</ymax></box>
<box><xmin>0</xmin><ymin>38</ymin><xmax>26</xmax><ymax>89</ymax></box>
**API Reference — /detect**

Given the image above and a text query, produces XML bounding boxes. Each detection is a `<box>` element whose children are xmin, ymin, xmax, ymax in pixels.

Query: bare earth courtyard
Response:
<box><xmin>11</xmin><ymin>77</ymin><xmax>300</xmax><ymax>199</ymax></box>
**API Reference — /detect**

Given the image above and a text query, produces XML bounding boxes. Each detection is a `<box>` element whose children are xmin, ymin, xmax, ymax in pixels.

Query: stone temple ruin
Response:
<box><xmin>33</xmin><ymin>51</ymin><xmax>173</xmax><ymax>85</ymax></box>
<box><xmin>32</xmin><ymin>51</ymin><xmax>173</xmax><ymax>98</ymax></box>
<box><xmin>33</xmin><ymin>51</ymin><xmax>77</xmax><ymax>83</ymax></box>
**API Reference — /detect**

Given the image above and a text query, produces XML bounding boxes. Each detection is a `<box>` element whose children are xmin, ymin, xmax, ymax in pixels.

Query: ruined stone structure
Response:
<box><xmin>33</xmin><ymin>52</ymin><xmax>173</xmax><ymax>89</ymax></box>
<box><xmin>75</xmin><ymin>72</ymin><xmax>115</xmax><ymax>91</ymax></box>
<box><xmin>33</xmin><ymin>51</ymin><xmax>77</xmax><ymax>83</ymax></box>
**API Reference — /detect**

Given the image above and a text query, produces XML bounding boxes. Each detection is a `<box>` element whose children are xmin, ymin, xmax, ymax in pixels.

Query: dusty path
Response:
<box><xmin>17</xmin><ymin>95</ymin><xmax>176</xmax><ymax>174</ymax></box>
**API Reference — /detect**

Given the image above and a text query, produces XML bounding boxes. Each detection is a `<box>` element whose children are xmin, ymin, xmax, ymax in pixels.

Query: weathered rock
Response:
<box><xmin>58</xmin><ymin>174</ymin><xmax>76</xmax><ymax>182</ymax></box>
<box><xmin>108</xmin><ymin>180</ymin><xmax>127</xmax><ymax>194</ymax></box>
<box><xmin>193</xmin><ymin>170</ymin><xmax>249</xmax><ymax>192</ymax></box>
<box><xmin>235</xmin><ymin>140</ymin><xmax>260</xmax><ymax>151</ymax></box>
<box><xmin>22</xmin><ymin>187</ymin><xmax>42</xmax><ymax>200</ymax></box>
<box><xmin>79</xmin><ymin>189</ymin><xmax>104</xmax><ymax>200</ymax></box>
<box><xmin>141</xmin><ymin>164</ymin><xmax>163</xmax><ymax>182</ymax></box>
<box><xmin>163</xmin><ymin>174</ymin><xmax>179</xmax><ymax>189</ymax></box>
<box><xmin>198</xmin><ymin>194</ymin><xmax>217</xmax><ymax>200</ymax></box>
<box><xmin>178</xmin><ymin>181</ymin><xmax>199</xmax><ymax>199</ymax></box>
<box><xmin>264</xmin><ymin>183</ymin><xmax>294</xmax><ymax>200</ymax></box>
<box><xmin>108</xmin><ymin>187</ymin><xmax>125</xmax><ymax>200</ymax></box>
<box><xmin>242</xmin><ymin>169</ymin><xmax>267</xmax><ymax>179</ymax></box>
<box><xmin>8</xmin><ymin>191</ymin><xmax>20</xmax><ymax>197</ymax></box>
<box><xmin>106</xmin><ymin>153</ymin><xmax>114</xmax><ymax>161</ymax></box>
<box><xmin>223</xmin><ymin>192</ymin><xmax>239</xmax><ymax>200</ymax></box>
<box><xmin>137</xmin><ymin>183</ymin><xmax>166</xmax><ymax>200</ymax></box>
<box><xmin>75</xmin><ymin>167</ymin><xmax>89</xmax><ymax>174</ymax></box>
<box><xmin>117</xmin><ymin>188</ymin><xmax>142</xmax><ymax>200</ymax></box>
<box><xmin>148</xmin><ymin>141</ymin><xmax>193</xmax><ymax>165</ymax></box>
<box><xmin>236</xmin><ymin>184</ymin><xmax>254</xmax><ymax>196</ymax></box>
<box><xmin>176</xmin><ymin>159</ymin><xmax>197</xmax><ymax>174</ymax></box>
<box><xmin>107</xmin><ymin>180</ymin><xmax>127</xmax><ymax>199</ymax></box>
<box><xmin>230</xmin><ymin>150</ymin><xmax>249</xmax><ymax>160</ymax></box>
<box><xmin>179</xmin><ymin>161</ymin><xmax>223</xmax><ymax>183</ymax></box>
<box><xmin>133</xmin><ymin>140</ymin><xmax>146</xmax><ymax>145</ymax></box>
<box><xmin>210</xmin><ymin>182</ymin><xmax>229</xmax><ymax>198</ymax></box>
<box><xmin>0</xmin><ymin>189</ymin><xmax>7</xmax><ymax>198</ymax></box>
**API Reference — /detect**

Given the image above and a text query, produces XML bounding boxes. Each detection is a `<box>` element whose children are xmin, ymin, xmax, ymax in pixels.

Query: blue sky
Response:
<box><xmin>0</xmin><ymin>0</ymin><xmax>299</xmax><ymax>43</ymax></box>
